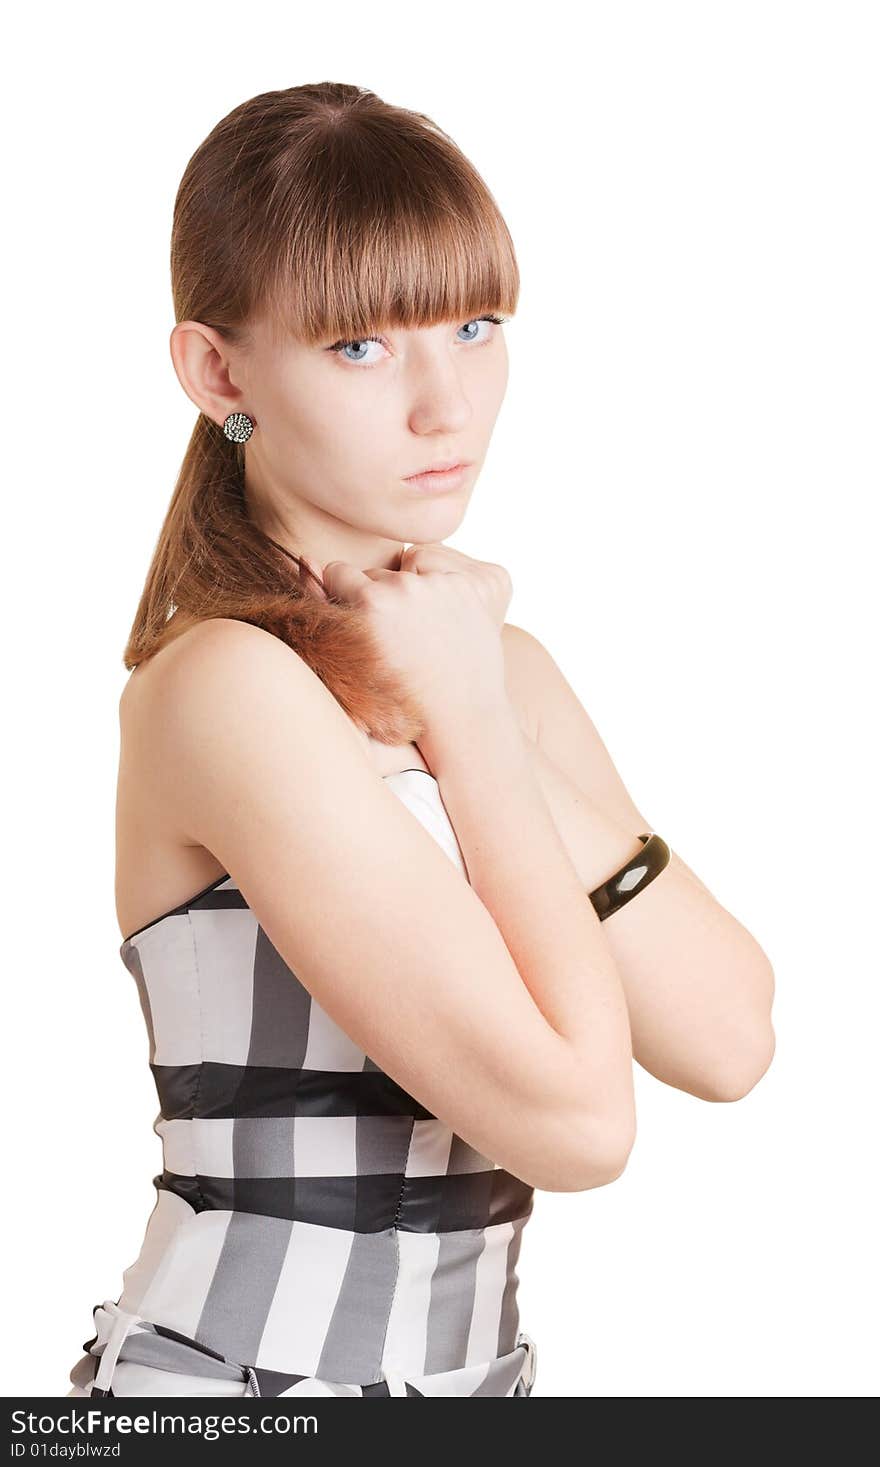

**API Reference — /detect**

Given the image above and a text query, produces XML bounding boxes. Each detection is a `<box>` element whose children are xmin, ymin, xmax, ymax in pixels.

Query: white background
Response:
<box><xmin>2</xmin><ymin>1</ymin><xmax>877</xmax><ymax>1398</ymax></box>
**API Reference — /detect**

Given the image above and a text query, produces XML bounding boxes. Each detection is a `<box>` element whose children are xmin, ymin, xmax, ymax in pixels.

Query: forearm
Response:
<box><xmin>421</xmin><ymin>698</ymin><xmax>636</xmax><ymax>1132</ymax></box>
<box><xmin>520</xmin><ymin>731</ymin><xmax>776</xmax><ymax>1100</ymax></box>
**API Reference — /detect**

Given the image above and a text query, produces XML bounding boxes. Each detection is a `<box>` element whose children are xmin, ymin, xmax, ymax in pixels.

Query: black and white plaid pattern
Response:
<box><xmin>69</xmin><ymin>770</ymin><xmax>537</xmax><ymax>1398</ymax></box>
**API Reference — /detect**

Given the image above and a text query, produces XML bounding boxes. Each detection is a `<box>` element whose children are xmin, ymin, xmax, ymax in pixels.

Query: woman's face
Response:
<box><xmin>184</xmin><ymin>309</ymin><xmax>510</xmax><ymax>562</ymax></box>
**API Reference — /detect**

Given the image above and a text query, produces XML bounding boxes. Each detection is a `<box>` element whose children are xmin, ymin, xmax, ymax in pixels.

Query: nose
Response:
<box><xmin>405</xmin><ymin>352</ymin><xmax>471</xmax><ymax>437</ymax></box>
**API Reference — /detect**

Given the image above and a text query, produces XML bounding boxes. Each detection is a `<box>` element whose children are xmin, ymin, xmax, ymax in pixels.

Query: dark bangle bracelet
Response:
<box><xmin>588</xmin><ymin>832</ymin><xmax>671</xmax><ymax>921</ymax></box>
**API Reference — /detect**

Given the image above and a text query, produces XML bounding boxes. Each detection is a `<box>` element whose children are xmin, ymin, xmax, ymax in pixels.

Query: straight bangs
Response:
<box><xmin>255</xmin><ymin>123</ymin><xmax>520</xmax><ymax>347</ymax></box>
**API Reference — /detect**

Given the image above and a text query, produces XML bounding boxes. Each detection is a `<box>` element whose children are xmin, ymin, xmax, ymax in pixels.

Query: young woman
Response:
<box><xmin>67</xmin><ymin>81</ymin><xmax>775</xmax><ymax>1399</ymax></box>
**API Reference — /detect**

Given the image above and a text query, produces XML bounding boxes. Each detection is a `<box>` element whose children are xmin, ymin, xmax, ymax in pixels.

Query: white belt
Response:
<box><xmin>87</xmin><ymin>1298</ymin><xmax>537</xmax><ymax>1398</ymax></box>
<box><xmin>515</xmin><ymin>1328</ymin><xmax>538</xmax><ymax>1395</ymax></box>
<box><xmin>89</xmin><ymin>1302</ymin><xmax>146</xmax><ymax>1398</ymax></box>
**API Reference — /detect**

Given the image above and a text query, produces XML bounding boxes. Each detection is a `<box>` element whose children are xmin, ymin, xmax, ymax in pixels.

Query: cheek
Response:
<box><xmin>261</xmin><ymin>381</ymin><xmax>339</xmax><ymax>464</ymax></box>
<box><xmin>287</xmin><ymin>371</ymin><xmax>386</xmax><ymax>449</ymax></box>
<box><xmin>319</xmin><ymin>387</ymin><xmax>401</xmax><ymax>479</ymax></box>
<box><xmin>263</xmin><ymin>382</ymin><xmax>392</xmax><ymax>502</ymax></box>
<box><xmin>469</xmin><ymin>358</ymin><xmax>508</xmax><ymax>421</ymax></box>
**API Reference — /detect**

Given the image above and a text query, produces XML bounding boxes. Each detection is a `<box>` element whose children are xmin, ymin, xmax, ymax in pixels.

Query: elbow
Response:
<box><xmin>695</xmin><ymin>948</ymin><xmax>777</xmax><ymax>1102</ymax></box>
<box><xmin>701</xmin><ymin>1023</ymin><xmax>776</xmax><ymax>1102</ymax></box>
<box><xmin>534</xmin><ymin>1111</ymin><xmax>636</xmax><ymax>1194</ymax></box>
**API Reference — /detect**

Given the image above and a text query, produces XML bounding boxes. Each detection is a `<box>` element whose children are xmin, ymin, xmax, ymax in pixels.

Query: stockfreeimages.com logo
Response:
<box><xmin>10</xmin><ymin>1406</ymin><xmax>319</xmax><ymax>1443</ymax></box>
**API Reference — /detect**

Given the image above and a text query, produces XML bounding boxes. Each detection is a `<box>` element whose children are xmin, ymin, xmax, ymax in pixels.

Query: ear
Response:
<box><xmin>169</xmin><ymin>319</ymin><xmax>250</xmax><ymax>429</ymax></box>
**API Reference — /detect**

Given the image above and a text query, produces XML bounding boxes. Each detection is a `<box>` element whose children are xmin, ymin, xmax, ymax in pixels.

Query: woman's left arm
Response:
<box><xmin>501</xmin><ymin>623</ymin><xmax>776</xmax><ymax>1104</ymax></box>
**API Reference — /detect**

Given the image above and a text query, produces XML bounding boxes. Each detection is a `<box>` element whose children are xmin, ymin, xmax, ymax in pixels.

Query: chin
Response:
<box><xmin>408</xmin><ymin>502</ymin><xmax>469</xmax><ymax>538</ymax></box>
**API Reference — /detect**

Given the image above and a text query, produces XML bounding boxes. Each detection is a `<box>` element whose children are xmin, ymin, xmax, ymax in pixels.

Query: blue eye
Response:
<box><xmin>330</xmin><ymin>335</ymin><xmax>384</xmax><ymax>365</ymax></box>
<box><xmin>326</xmin><ymin>314</ymin><xmax>508</xmax><ymax>367</ymax></box>
<box><xmin>456</xmin><ymin>315</ymin><xmax>505</xmax><ymax>344</ymax></box>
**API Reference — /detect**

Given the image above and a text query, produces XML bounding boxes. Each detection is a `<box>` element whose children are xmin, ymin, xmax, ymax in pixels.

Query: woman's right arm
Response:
<box><xmin>148</xmin><ymin>618</ymin><xmax>636</xmax><ymax>1194</ymax></box>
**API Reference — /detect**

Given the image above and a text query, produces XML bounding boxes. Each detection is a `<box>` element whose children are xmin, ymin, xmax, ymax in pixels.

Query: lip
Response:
<box><xmin>406</xmin><ymin>457</ymin><xmax>470</xmax><ymax>476</ymax></box>
<box><xmin>403</xmin><ymin>460</ymin><xmax>472</xmax><ymax>492</ymax></box>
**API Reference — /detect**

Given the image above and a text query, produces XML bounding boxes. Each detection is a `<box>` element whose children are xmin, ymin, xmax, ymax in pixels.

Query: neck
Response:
<box><xmin>244</xmin><ymin>481</ymin><xmax>405</xmax><ymax>575</ymax></box>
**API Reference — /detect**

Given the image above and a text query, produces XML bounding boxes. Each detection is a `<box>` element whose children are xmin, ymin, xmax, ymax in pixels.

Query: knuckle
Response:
<box><xmin>360</xmin><ymin>578</ymin><xmax>388</xmax><ymax>609</ymax></box>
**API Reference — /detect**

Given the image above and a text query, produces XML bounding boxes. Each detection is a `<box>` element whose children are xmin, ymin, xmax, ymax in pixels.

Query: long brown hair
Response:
<box><xmin>123</xmin><ymin>82</ymin><xmax>520</xmax><ymax>743</ymax></box>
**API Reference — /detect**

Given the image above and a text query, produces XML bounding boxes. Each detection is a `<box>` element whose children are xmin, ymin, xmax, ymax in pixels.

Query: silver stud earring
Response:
<box><xmin>222</xmin><ymin>411</ymin><xmax>255</xmax><ymax>443</ymax></box>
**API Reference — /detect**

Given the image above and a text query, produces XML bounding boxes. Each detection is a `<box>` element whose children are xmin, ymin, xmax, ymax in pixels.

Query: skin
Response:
<box><xmin>172</xmin><ymin>307</ymin><xmax>509</xmax><ymax>575</ymax></box>
<box><xmin>503</xmin><ymin>631</ymin><xmax>776</xmax><ymax>1102</ymax></box>
<box><xmin>118</xmin><ymin>309</ymin><xmax>775</xmax><ymax>1107</ymax></box>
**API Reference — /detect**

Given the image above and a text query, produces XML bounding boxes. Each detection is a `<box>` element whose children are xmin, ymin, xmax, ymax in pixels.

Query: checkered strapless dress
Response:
<box><xmin>68</xmin><ymin>769</ymin><xmax>537</xmax><ymax>1398</ymax></box>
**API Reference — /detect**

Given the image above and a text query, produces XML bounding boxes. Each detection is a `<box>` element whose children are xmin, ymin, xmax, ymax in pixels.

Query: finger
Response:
<box><xmin>320</xmin><ymin>560</ymin><xmax>374</xmax><ymax>602</ymax></box>
<box><xmin>399</xmin><ymin>542</ymin><xmax>462</xmax><ymax>573</ymax></box>
<box><xmin>359</xmin><ymin>566</ymin><xmax>405</xmax><ymax>582</ymax></box>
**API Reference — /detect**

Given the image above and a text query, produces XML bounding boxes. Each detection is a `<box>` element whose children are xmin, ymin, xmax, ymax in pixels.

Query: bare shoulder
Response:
<box><xmin>115</xmin><ymin>618</ymin><xmax>374</xmax><ymax>942</ymax></box>
<box><xmin>118</xmin><ymin>617</ymin><xmax>373</xmax><ymax>862</ymax></box>
<box><xmin>121</xmin><ymin>617</ymin><xmax>369</xmax><ymax>759</ymax></box>
<box><xmin>121</xmin><ymin>617</ymin><xmax>299</xmax><ymax>710</ymax></box>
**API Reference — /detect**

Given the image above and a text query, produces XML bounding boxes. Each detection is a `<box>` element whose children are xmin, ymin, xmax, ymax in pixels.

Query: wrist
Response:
<box><xmin>417</xmin><ymin>693</ymin><xmax>528</xmax><ymax>778</ymax></box>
